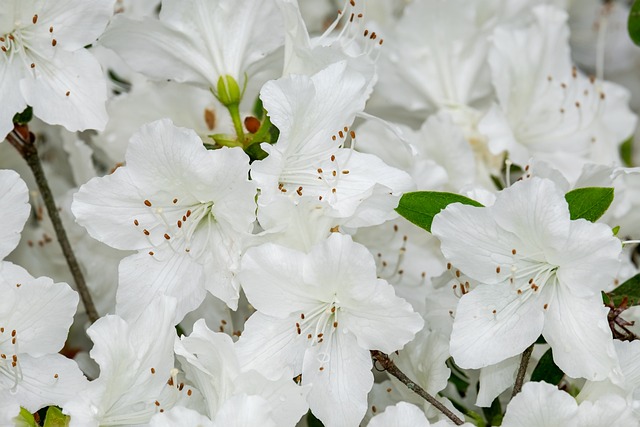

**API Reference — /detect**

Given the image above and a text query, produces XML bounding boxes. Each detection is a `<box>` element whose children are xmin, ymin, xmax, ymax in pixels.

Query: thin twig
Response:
<box><xmin>7</xmin><ymin>128</ymin><xmax>99</xmax><ymax>323</ymax></box>
<box><xmin>511</xmin><ymin>344</ymin><xmax>534</xmax><ymax>398</ymax></box>
<box><xmin>371</xmin><ymin>350</ymin><xmax>465</xmax><ymax>426</ymax></box>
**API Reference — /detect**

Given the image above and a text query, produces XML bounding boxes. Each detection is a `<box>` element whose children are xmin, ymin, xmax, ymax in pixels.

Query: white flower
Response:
<box><xmin>99</xmin><ymin>0</ymin><xmax>283</xmax><ymax>93</ymax></box>
<box><xmin>236</xmin><ymin>233</ymin><xmax>423</xmax><ymax>426</ymax></box>
<box><xmin>72</xmin><ymin>119</ymin><xmax>257</xmax><ymax>320</ymax></box>
<box><xmin>0</xmin><ymin>262</ymin><xmax>86</xmax><ymax>414</ymax></box>
<box><xmin>0</xmin><ymin>169</ymin><xmax>30</xmax><ymax>259</ymax></box>
<box><xmin>432</xmin><ymin>177</ymin><xmax>621</xmax><ymax>380</ymax></box>
<box><xmin>0</xmin><ymin>0</ymin><xmax>112</xmax><ymax>139</ymax></box>
<box><xmin>173</xmin><ymin>320</ymin><xmax>308</xmax><ymax>426</ymax></box>
<box><xmin>0</xmin><ymin>170</ymin><xmax>86</xmax><ymax>415</ymax></box>
<box><xmin>63</xmin><ymin>296</ymin><xmax>187</xmax><ymax>426</ymax></box>
<box><xmin>502</xmin><ymin>381</ymin><xmax>638</xmax><ymax>427</ymax></box>
<box><xmin>479</xmin><ymin>5</ymin><xmax>636</xmax><ymax>182</ymax></box>
<box><xmin>252</xmin><ymin>61</ymin><xmax>413</xmax><ymax>229</ymax></box>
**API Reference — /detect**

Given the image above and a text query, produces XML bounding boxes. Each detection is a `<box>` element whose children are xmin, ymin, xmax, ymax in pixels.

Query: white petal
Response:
<box><xmin>234</xmin><ymin>370</ymin><xmax>309</xmax><ymax>427</ymax></box>
<box><xmin>0</xmin><ymin>58</ymin><xmax>27</xmax><ymax>139</ymax></box>
<box><xmin>502</xmin><ymin>381</ymin><xmax>578</xmax><ymax>427</ymax></box>
<box><xmin>240</xmin><ymin>243</ymin><xmax>323</xmax><ymax>317</ymax></box>
<box><xmin>476</xmin><ymin>356</ymin><xmax>519</xmax><ymax>407</ymax></box>
<box><xmin>235</xmin><ymin>313</ymin><xmax>306</xmax><ymax>381</ymax></box>
<box><xmin>2</xmin><ymin>353</ymin><xmax>88</xmax><ymax>413</ymax></box>
<box><xmin>341</xmin><ymin>277</ymin><xmax>423</xmax><ymax>354</ymax></box>
<box><xmin>212</xmin><ymin>394</ymin><xmax>276</xmax><ymax>427</ymax></box>
<box><xmin>303</xmin><ymin>331</ymin><xmax>373</xmax><ymax>427</ymax></box>
<box><xmin>432</xmin><ymin>204</ymin><xmax>521</xmax><ymax>284</ymax></box>
<box><xmin>542</xmin><ymin>288</ymin><xmax>618</xmax><ymax>381</ymax></box>
<box><xmin>0</xmin><ymin>262</ymin><xmax>78</xmax><ymax>356</ymax></box>
<box><xmin>450</xmin><ymin>281</ymin><xmax>545</xmax><ymax>369</ymax></box>
<box><xmin>37</xmin><ymin>0</ymin><xmax>115</xmax><ymax>50</ymax></box>
<box><xmin>555</xmin><ymin>219</ymin><xmax>621</xmax><ymax>297</ymax></box>
<box><xmin>21</xmin><ymin>48</ymin><xmax>108</xmax><ymax>132</ymax></box>
<box><xmin>0</xmin><ymin>170</ymin><xmax>30</xmax><ymax>258</ymax></box>
<box><xmin>116</xmin><ymin>251</ymin><xmax>206</xmax><ymax>323</ymax></box>
<box><xmin>150</xmin><ymin>406</ymin><xmax>214</xmax><ymax>427</ymax></box>
<box><xmin>367</xmin><ymin>402</ymin><xmax>430</xmax><ymax>427</ymax></box>
<box><xmin>100</xmin><ymin>16</ymin><xmax>217</xmax><ymax>88</ymax></box>
<box><xmin>490</xmin><ymin>178</ymin><xmax>570</xmax><ymax>253</ymax></box>
<box><xmin>174</xmin><ymin>320</ymin><xmax>239</xmax><ymax>418</ymax></box>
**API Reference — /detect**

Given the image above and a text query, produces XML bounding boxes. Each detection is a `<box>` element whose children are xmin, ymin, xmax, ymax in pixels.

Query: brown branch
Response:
<box><xmin>371</xmin><ymin>350</ymin><xmax>465</xmax><ymax>426</ymax></box>
<box><xmin>511</xmin><ymin>344</ymin><xmax>534</xmax><ymax>398</ymax></box>
<box><xmin>7</xmin><ymin>128</ymin><xmax>99</xmax><ymax>323</ymax></box>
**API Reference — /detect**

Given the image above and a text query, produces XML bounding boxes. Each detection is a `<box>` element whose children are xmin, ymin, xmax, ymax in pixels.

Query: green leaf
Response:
<box><xmin>531</xmin><ymin>348</ymin><xmax>564</xmax><ymax>385</ymax></box>
<box><xmin>43</xmin><ymin>407</ymin><xmax>69</xmax><ymax>427</ymax></box>
<box><xmin>481</xmin><ymin>396</ymin><xmax>503</xmax><ymax>427</ymax></box>
<box><xmin>252</xmin><ymin>97</ymin><xmax>264</xmax><ymax>120</ymax></box>
<box><xmin>396</xmin><ymin>192</ymin><xmax>483</xmax><ymax>233</ymax></box>
<box><xmin>629</xmin><ymin>0</ymin><xmax>640</xmax><ymax>46</ymax></box>
<box><xmin>620</xmin><ymin>136</ymin><xmax>634</xmax><ymax>167</ymax></box>
<box><xmin>607</xmin><ymin>273</ymin><xmax>640</xmax><ymax>307</ymax></box>
<box><xmin>15</xmin><ymin>408</ymin><xmax>37</xmax><ymax>427</ymax></box>
<box><xmin>564</xmin><ymin>187</ymin><xmax>614</xmax><ymax>222</ymax></box>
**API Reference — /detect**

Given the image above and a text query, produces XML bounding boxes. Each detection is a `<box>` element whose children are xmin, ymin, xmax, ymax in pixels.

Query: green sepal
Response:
<box><xmin>43</xmin><ymin>407</ymin><xmax>69</xmax><ymax>427</ymax></box>
<box><xmin>15</xmin><ymin>408</ymin><xmax>37</xmax><ymax>427</ymax></box>
<box><xmin>13</xmin><ymin>106</ymin><xmax>33</xmax><ymax>126</ymax></box>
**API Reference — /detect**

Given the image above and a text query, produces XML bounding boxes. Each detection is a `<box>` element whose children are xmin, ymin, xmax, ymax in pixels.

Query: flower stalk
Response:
<box><xmin>7</xmin><ymin>127</ymin><xmax>99</xmax><ymax>324</ymax></box>
<box><xmin>511</xmin><ymin>344</ymin><xmax>535</xmax><ymax>398</ymax></box>
<box><xmin>371</xmin><ymin>350</ymin><xmax>465</xmax><ymax>426</ymax></box>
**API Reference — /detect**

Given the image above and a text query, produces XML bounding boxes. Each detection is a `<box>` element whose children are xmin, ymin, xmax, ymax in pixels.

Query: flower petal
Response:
<box><xmin>450</xmin><ymin>281</ymin><xmax>544</xmax><ymax>369</ymax></box>
<box><xmin>542</xmin><ymin>287</ymin><xmax>618</xmax><ymax>381</ymax></box>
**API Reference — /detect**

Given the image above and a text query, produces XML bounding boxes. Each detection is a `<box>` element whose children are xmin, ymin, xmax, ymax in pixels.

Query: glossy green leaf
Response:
<box><xmin>396</xmin><ymin>192</ymin><xmax>483</xmax><ymax>233</ymax></box>
<box><xmin>531</xmin><ymin>348</ymin><xmax>564</xmax><ymax>385</ymax></box>
<box><xmin>620</xmin><ymin>136</ymin><xmax>634</xmax><ymax>167</ymax></box>
<box><xmin>628</xmin><ymin>0</ymin><xmax>640</xmax><ymax>46</ymax></box>
<box><xmin>564</xmin><ymin>187</ymin><xmax>614</xmax><ymax>222</ymax></box>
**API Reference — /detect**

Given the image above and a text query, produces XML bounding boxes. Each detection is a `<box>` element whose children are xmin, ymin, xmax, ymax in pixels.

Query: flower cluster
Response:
<box><xmin>2</xmin><ymin>0</ymin><xmax>640</xmax><ymax>426</ymax></box>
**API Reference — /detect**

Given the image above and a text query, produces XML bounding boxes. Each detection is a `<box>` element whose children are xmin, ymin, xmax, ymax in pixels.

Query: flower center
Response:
<box><xmin>133</xmin><ymin>197</ymin><xmax>216</xmax><ymax>259</ymax></box>
<box><xmin>0</xmin><ymin>327</ymin><xmax>22</xmax><ymax>391</ymax></box>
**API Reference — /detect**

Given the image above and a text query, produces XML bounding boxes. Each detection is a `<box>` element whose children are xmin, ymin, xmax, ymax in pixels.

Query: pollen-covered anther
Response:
<box><xmin>144</xmin><ymin>199</ymin><xmax>152</xmax><ymax>207</ymax></box>
<box><xmin>32</xmin><ymin>14</ymin><xmax>38</xmax><ymax>24</ymax></box>
<box><xmin>133</xmin><ymin>219</ymin><xmax>139</xmax><ymax>226</ymax></box>
<box><xmin>543</xmin><ymin>303</ymin><xmax>549</xmax><ymax>310</ymax></box>
<box><xmin>150</xmin><ymin>367</ymin><xmax>156</xmax><ymax>374</ymax></box>
<box><xmin>496</xmin><ymin>266</ymin><xmax>501</xmax><ymax>274</ymax></box>
<box><xmin>143</xmin><ymin>229</ymin><xmax>150</xmax><ymax>236</ymax></box>
<box><xmin>164</xmin><ymin>233</ymin><xmax>171</xmax><ymax>240</ymax></box>
<box><xmin>51</xmin><ymin>39</ymin><xmax>57</xmax><ymax>46</ymax></box>
<box><xmin>65</xmin><ymin>91</ymin><xmax>70</xmax><ymax>97</ymax></box>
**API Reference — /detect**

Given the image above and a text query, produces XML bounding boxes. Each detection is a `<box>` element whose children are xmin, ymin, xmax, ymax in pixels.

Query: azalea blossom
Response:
<box><xmin>0</xmin><ymin>0</ymin><xmax>112</xmax><ymax>139</ymax></box>
<box><xmin>72</xmin><ymin>119</ymin><xmax>257</xmax><ymax>320</ymax></box>
<box><xmin>236</xmin><ymin>233</ymin><xmax>423</xmax><ymax>426</ymax></box>
<box><xmin>252</xmin><ymin>61</ymin><xmax>413</xmax><ymax>230</ymax></box>
<box><xmin>62</xmin><ymin>297</ymin><xmax>192</xmax><ymax>426</ymax></box>
<box><xmin>173</xmin><ymin>320</ymin><xmax>308</xmax><ymax>425</ymax></box>
<box><xmin>0</xmin><ymin>170</ymin><xmax>85</xmax><ymax>420</ymax></box>
<box><xmin>432</xmin><ymin>177</ymin><xmax>621</xmax><ymax>380</ymax></box>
